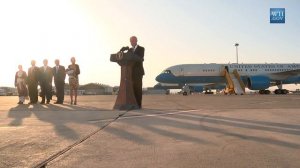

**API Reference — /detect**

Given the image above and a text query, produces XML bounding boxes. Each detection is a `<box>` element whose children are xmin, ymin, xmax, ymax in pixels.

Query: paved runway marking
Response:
<box><xmin>87</xmin><ymin>109</ymin><xmax>200</xmax><ymax>123</ymax></box>
<box><xmin>119</xmin><ymin>109</ymin><xmax>199</xmax><ymax>120</ymax></box>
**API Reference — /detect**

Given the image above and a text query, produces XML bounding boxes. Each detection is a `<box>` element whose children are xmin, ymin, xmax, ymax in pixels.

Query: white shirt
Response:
<box><xmin>132</xmin><ymin>45</ymin><xmax>138</xmax><ymax>52</ymax></box>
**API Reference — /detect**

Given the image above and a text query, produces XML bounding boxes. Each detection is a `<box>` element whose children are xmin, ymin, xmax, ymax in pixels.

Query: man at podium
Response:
<box><xmin>120</xmin><ymin>36</ymin><xmax>145</xmax><ymax>109</ymax></box>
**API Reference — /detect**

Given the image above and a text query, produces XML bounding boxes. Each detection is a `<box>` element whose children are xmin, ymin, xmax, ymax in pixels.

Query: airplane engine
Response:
<box><xmin>247</xmin><ymin>76</ymin><xmax>270</xmax><ymax>90</ymax></box>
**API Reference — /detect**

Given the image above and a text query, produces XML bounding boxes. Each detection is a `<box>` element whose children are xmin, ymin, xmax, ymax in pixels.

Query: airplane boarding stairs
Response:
<box><xmin>223</xmin><ymin>69</ymin><xmax>246</xmax><ymax>95</ymax></box>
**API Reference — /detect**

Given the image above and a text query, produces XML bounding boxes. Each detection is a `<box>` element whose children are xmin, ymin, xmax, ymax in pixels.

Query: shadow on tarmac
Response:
<box><xmin>8</xmin><ymin>103</ymin><xmax>114</xmax><ymax>140</ymax></box>
<box><xmin>7</xmin><ymin>104</ymin><xmax>300</xmax><ymax>148</ymax></box>
<box><xmin>103</xmin><ymin>109</ymin><xmax>300</xmax><ymax>149</ymax></box>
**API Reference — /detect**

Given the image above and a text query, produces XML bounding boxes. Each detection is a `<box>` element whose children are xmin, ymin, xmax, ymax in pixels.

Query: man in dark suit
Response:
<box><xmin>129</xmin><ymin>36</ymin><xmax>145</xmax><ymax>108</ymax></box>
<box><xmin>39</xmin><ymin>59</ymin><xmax>53</xmax><ymax>104</ymax></box>
<box><xmin>27</xmin><ymin>60</ymin><xmax>40</xmax><ymax>104</ymax></box>
<box><xmin>53</xmin><ymin>59</ymin><xmax>66</xmax><ymax>104</ymax></box>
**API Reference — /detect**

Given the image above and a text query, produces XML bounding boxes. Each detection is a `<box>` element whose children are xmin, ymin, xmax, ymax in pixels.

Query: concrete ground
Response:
<box><xmin>0</xmin><ymin>95</ymin><xmax>300</xmax><ymax>168</ymax></box>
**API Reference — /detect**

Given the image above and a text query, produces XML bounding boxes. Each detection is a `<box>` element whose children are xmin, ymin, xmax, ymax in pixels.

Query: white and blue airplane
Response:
<box><xmin>155</xmin><ymin>63</ymin><xmax>300</xmax><ymax>94</ymax></box>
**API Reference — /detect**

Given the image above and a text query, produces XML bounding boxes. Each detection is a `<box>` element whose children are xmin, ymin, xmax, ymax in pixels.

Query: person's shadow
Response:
<box><xmin>8</xmin><ymin>104</ymin><xmax>32</xmax><ymax>126</ymax></box>
<box><xmin>8</xmin><ymin>103</ymin><xmax>116</xmax><ymax>140</ymax></box>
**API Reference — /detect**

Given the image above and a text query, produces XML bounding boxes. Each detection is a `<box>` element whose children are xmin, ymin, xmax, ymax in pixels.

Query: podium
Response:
<box><xmin>110</xmin><ymin>51</ymin><xmax>139</xmax><ymax>110</ymax></box>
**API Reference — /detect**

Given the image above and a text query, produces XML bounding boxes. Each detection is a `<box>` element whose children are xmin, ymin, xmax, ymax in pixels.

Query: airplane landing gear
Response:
<box><xmin>205</xmin><ymin>89</ymin><xmax>213</xmax><ymax>94</ymax></box>
<box><xmin>182</xmin><ymin>84</ymin><xmax>190</xmax><ymax>96</ymax></box>
<box><xmin>259</xmin><ymin>90</ymin><xmax>271</xmax><ymax>94</ymax></box>
<box><xmin>274</xmin><ymin>89</ymin><xmax>289</xmax><ymax>94</ymax></box>
<box><xmin>274</xmin><ymin>82</ymin><xmax>289</xmax><ymax>94</ymax></box>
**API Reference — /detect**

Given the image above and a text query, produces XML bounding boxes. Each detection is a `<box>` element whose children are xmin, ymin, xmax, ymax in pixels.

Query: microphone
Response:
<box><xmin>120</xmin><ymin>46</ymin><xmax>129</xmax><ymax>52</ymax></box>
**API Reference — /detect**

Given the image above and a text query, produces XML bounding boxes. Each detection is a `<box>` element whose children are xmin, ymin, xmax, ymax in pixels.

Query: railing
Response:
<box><xmin>222</xmin><ymin>69</ymin><xmax>246</xmax><ymax>94</ymax></box>
<box><xmin>222</xmin><ymin>69</ymin><xmax>235</xmax><ymax>94</ymax></box>
<box><xmin>232</xmin><ymin>69</ymin><xmax>246</xmax><ymax>94</ymax></box>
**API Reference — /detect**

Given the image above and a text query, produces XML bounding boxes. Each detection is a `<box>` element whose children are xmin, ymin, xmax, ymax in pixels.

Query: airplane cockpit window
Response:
<box><xmin>163</xmin><ymin>70</ymin><xmax>172</xmax><ymax>74</ymax></box>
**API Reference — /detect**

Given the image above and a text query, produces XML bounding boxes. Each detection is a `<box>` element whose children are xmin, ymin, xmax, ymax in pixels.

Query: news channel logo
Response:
<box><xmin>270</xmin><ymin>8</ymin><xmax>285</xmax><ymax>24</ymax></box>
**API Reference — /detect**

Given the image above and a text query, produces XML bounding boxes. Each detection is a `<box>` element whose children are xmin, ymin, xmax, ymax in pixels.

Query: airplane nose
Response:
<box><xmin>155</xmin><ymin>74</ymin><xmax>163</xmax><ymax>82</ymax></box>
<box><xmin>156</xmin><ymin>73</ymin><xmax>173</xmax><ymax>83</ymax></box>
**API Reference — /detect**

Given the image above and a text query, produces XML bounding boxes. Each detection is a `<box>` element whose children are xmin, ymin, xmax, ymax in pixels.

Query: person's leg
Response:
<box><xmin>55</xmin><ymin>82</ymin><xmax>59</xmax><ymax>103</ymax></box>
<box><xmin>74</xmin><ymin>88</ymin><xmax>77</xmax><ymax>105</ymax></box>
<box><xmin>18</xmin><ymin>96</ymin><xmax>21</xmax><ymax>104</ymax></box>
<box><xmin>58</xmin><ymin>82</ymin><xmax>65</xmax><ymax>103</ymax></box>
<box><xmin>61</xmin><ymin>82</ymin><xmax>65</xmax><ymax>103</ymax></box>
<box><xmin>46</xmin><ymin>83</ymin><xmax>52</xmax><ymax>103</ymax></box>
<box><xmin>74</xmin><ymin>79</ymin><xmax>78</xmax><ymax>105</ymax></box>
<box><xmin>69</xmin><ymin>79</ymin><xmax>74</xmax><ymax>105</ymax></box>
<box><xmin>56</xmin><ymin>83</ymin><xmax>61</xmax><ymax>103</ymax></box>
<box><xmin>138</xmin><ymin>78</ymin><xmax>143</xmax><ymax>108</ymax></box>
<box><xmin>70</xmin><ymin>88</ymin><xmax>73</xmax><ymax>105</ymax></box>
<box><xmin>133</xmin><ymin>77</ymin><xmax>143</xmax><ymax>108</ymax></box>
<box><xmin>28</xmin><ymin>84</ymin><xmax>33</xmax><ymax>103</ymax></box>
<box><xmin>20</xmin><ymin>96</ymin><xmax>25</xmax><ymax>104</ymax></box>
<box><xmin>34</xmin><ymin>83</ymin><xmax>39</xmax><ymax>103</ymax></box>
<box><xmin>40</xmin><ymin>83</ymin><xmax>45</xmax><ymax>104</ymax></box>
<box><xmin>28</xmin><ymin>83</ymin><xmax>38</xmax><ymax>104</ymax></box>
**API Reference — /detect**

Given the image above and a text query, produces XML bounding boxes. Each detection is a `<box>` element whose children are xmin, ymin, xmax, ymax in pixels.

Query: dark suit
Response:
<box><xmin>130</xmin><ymin>45</ymin><xmax>145</xmax><ymax>108</ymax></box>
<box><xmin>39</xmin><ymin>66</ymin><xmax>53</xmax><ymax>103</ymax></box>
<box><xmin>53</xmin><ymin>65</ymin><xmax>66</xmax><ymax>103</ymax></box>
<box><xmin>27</xmin><ymin>66</ymin><xmax>40</xmax><ymax>103</ymax></box>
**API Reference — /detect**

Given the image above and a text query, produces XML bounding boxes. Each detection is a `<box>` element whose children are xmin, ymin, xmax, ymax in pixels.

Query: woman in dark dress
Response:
<box><xmin>15</xmin><ymin>65</ymin><xmax>28</xmax><ymax>104</ymax></box>
<box><xmin>66</xmin><ymin>57</ymin><xmax>80</xmax><ymax>105</ymax></box>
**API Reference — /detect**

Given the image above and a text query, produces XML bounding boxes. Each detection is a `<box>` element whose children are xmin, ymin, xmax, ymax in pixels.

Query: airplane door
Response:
<box><xmin>224</xmin><ymin>66</ymin><xmax>229</xmax><ymax>72</ymax></box>
<box><xmin>220</xmin><ymin>65</ymin><xmax>228</xmax><ymax>72</ymax></box>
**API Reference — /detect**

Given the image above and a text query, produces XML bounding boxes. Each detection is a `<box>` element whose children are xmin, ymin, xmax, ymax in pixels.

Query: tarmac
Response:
<box><xmin>0</xmin><ymin>94</ymin><xmax>300</xmax><ymax>168</ymax></box>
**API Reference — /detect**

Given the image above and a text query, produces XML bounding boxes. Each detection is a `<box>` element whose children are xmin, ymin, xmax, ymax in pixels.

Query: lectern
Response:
<box><xmin>110</xmin><ymin>51</ymin><xmax>140</xmax><ymax>110</ymax></box>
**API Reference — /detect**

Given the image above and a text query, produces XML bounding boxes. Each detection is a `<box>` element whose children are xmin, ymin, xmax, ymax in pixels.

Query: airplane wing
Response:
<box><xmin>269</xmin><ymin>69</ymin><xmax>300</xmax><ymax>80</ymax></box>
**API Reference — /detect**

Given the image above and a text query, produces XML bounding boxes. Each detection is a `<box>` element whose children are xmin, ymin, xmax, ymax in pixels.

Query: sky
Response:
<box><xmin>0</xmin><ymin>0</ymin><xmax>299</xmax><ymax>89</ymax></box>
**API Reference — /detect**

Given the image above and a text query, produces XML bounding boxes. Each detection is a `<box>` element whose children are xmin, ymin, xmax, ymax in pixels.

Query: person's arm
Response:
<box><xmin>23</xmin><ymin>71</ymin><xmax>28</xmax><ymax>80</ymax></box>
<box><xmin>132</xmin><ymin>47</ymin><xmax>145</xmax><ymax>62</ymax></box>
<box><xmin>37</xmin><ymin>67</ymin><xmax>42</xmax><ymax>84</ymax></box>
<box><xmin>62</xmin><ymin>66</ymin><xmax>66</xmax><ymax>81</ymax></box>
<box><xmin>52</xmin><ymin>67</ymin><xmax>55</xmax><ymax>77</ymax></box>
<box><xmin>26</xmin><ymin>68</ymin><xmax>30</xmax><ymax>84</ymax></box>
<box><xmin>49</xmin><ymin>68</ymin><xmax>53</xmax><ymax>84</ymax></box>
<box><xmin>77</xmin><ymin>64</ymin><xmax>80</xmax><ymax>75</ymax></box>
<box><xmin>140</xmin><ymin>47</ymin><xmax>145</xmax><ymax>61</ymax></box>
<box><xmin>14</xmin><ymin>72</ymin><xmax>17</xmax><ymax>87</ymax></box>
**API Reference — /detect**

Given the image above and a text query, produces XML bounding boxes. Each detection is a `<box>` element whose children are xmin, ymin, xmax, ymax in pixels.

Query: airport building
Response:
<box><xmin>0</xmin><ymin>87</ymin><xmax>17</xmax><ymax>96</ymax></box>
<box><xmin>64</xmin><ymin>83</ymin><xmax>113</xmax><ymax>95</ymax></box>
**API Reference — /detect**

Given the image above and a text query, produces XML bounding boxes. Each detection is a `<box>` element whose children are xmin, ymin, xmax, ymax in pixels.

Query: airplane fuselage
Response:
<box><xmin>156</xmin><ymin>63</ymin><xmax>300</xmax><ymax>91</ymax></box>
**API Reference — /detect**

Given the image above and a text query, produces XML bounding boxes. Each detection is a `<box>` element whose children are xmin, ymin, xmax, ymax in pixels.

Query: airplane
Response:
<box><xmin>154</xmin><ymin>82</ymin><xmax>226</xmax><ymax>94</ymax></box>
<box><xmin>155</xmin><ymin>63</ymin><xmax>300</xmax><ymax>94</ymax></box>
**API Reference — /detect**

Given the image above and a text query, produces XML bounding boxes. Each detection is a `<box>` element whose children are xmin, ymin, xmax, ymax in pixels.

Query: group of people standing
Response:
<box><xmin>14</xmin><ymin>36</ymin><xmax>144</xmax><ymax>108</ymax></box>
<box><xmin>15</xmin><ymin>57</ymin><xmax>80</xmax><ymax>105</ymax></box>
